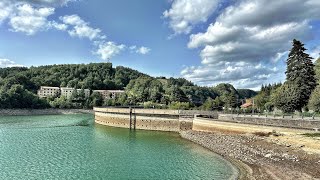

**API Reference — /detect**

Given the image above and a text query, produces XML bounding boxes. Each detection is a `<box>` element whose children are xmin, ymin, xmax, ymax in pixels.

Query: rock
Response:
<box><xmin>265</xmin><ymin>153</ymin><xmax>272</xmax><ymax>158</ymax></box>
<box><xmin>272</xmin><ymin>130</ymin><xmax>282</xmax><ymax>136</ymax></box>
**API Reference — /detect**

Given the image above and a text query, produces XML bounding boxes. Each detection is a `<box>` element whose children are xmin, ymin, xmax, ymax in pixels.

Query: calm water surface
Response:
<box><xmin>0</xmin><ymin>114</ymin><xmax>236</xmax><ymax>179</ymax></box>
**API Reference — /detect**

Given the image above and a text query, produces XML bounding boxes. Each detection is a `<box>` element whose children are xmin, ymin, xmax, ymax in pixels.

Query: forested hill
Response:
<box><xmin>0</xmin><ymin>63</ymin><xmax>257</xmax><ymax>109</ymax></box>
<box><xmin>0</xmin><ymin>63</ymin><xmax>148</xmax><ymax>92</ymax></box>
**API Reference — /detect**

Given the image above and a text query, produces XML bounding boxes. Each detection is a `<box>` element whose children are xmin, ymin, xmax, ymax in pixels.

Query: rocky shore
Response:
<box><xmin>180</xmin><ymin>130</ymin><xmax>320</xmax><ymax>180</ymax></box>
<box><xmin>0</xmin><ymin>109</ymin><xmax>93</xmax><ymax>116</ymax></box>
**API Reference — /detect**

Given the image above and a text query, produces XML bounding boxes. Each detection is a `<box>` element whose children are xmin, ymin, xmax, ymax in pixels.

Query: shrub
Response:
<box><xmin>308</xmin><ymin>85</ymin><xmax>320</xmax><ymax>112</ymax></box>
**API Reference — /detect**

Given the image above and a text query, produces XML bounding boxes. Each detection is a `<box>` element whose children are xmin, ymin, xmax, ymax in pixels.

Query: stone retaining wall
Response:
<box><xmin>94</xmin><ymin>108</ymin><xmax>196</xmax><ymax>132</ymax></box>
<box><xmin>218</xmin><ymin>114</ymin><xmax>320</xmax><ymax>130</ymax></box>
<box><xmin>95</xmin><ymin>112</ymin><xmax>183</xmax><ymax>131</ymax></box>
<box><xmin>0</xmin><ymin>109</ymin><xmax>93</xmax><ymax>116</ymax></box>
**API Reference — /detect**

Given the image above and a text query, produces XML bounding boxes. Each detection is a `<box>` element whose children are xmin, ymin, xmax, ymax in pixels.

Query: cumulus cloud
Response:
<box><xmin>95</xmin><ymin>41</ymin><xmax>126</xmax><ymax>60</ymax></box>
<box><xmin>181</xmin><ymin>0</ymin><xmax>320</xmax><ymax>89</ymax></box>
<box><xmin>0</xmin><ymin>58</ymin><xmax>24</xmax><ymax>68</ymax></box>
<box><xmin>0</xmin><ymin>1</ymin><xmax>150</xmax><ymax>61</ymax></box>
<box><xmin>24</xmin><ymin>0</ymin><xmax>76</xmax><ymax>7</ymax></box>
<box><xmin>9</xmin><ymin>4</ymin><xmax>54</xmax><ymax>35</ymax></box>
<box><xmin>0</xmin><ymin>1</ymin><xmax>13</xmax><ymax>24</ymax></box>
<box><xmin>60</xmin><ymin>15</ymin><xmax>105</xmax><ymax>40</ymax></box>
<box><xmin>136</xmin><ymin>46</ymin><xmax>151</xmax><ymax>54</ymax></box>
<box><xmin>48</xmin><ymin>21</ymin><xmax>68</xmax><ymax>31</ymax></box>
<box><xmin>181</xmin><ymin>62</ymin><xmax>282</xmax><ymax>89</ymax></box>
<box><xmin>163</xmin><ymin>0</ymin><xmax>220</xmax><ymax>34</ymax></box>
<box><xmin>129</xmin><ymin>46</ymin><xmax>151</xmax><ymax>55</ymax></box>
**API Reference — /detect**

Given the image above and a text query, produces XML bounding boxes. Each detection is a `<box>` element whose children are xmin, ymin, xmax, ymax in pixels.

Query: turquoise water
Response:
<box><xmin>0</xmin><ymin>114</ymin><xmax>236</xmax><ymax>179</ymax></box>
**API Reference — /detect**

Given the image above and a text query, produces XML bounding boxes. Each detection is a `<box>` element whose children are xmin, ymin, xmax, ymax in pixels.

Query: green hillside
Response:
<box><xmin>0</xmin><ymin>63</ymin><xmax>256</xmax><ymax>109</ymax></box>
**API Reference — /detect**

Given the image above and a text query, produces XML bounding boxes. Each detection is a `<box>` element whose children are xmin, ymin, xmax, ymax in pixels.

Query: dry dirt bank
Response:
<box><xmin>181</xmin><ymin>120</ymin><xmax>320</xmax><ymax>180</ymax></box>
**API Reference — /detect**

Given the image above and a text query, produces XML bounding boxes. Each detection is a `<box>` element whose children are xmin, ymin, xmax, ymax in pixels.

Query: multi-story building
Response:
<box><xmin>60</xmin><ymin>87</ymin><xmax>90</xmax><ymax>99</ymax></box>
<box><xmin>107</xmin><ymin>90</ymin><xmax>125</xmax><ymax>99</ymax></box>
<box><xmin>37</xmin><ymin>86</ymin><xmax>122</xmax><ymax>100</ymax></box>
<box><xmin>93</xmin><ymin>90</ymin><xmax>125</xmax><ymax>99</ymax></box>
<box><xmin>37</xmin><ymin>86</ymin><xmax>60</xmax><ymax>98</ymax></box>
<box><xmin>93</xmin><ymin>90</ymin><xmax>109</xmax><ymax>99</ymax></box>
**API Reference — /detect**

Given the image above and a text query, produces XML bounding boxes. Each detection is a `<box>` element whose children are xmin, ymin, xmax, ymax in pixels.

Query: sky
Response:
<box><xmin>0</xmin><ymin>0</ymin><xmax>320</xmax><ymax>90</ymax></box>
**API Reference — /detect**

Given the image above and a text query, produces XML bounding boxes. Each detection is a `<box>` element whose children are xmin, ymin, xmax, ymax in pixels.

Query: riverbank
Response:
<box><xmin>0</xmin><ymin>109</ymin><xmax>93</xmax><ymax>116</ymax></box>
<box><xmin>181</xmin><ymin>130</ymin><xmax>320</xmax><ymax>180</ymax></box>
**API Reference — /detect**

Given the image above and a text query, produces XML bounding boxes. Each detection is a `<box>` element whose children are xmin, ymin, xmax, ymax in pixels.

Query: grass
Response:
<box><xmin>302</xmin><ymin>133</ymin><xmax>320</xmax><ymax>137</ymax></box>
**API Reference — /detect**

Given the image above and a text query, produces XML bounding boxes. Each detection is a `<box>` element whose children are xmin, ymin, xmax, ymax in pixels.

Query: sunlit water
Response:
<box><xmin>0</xmin><ymin>114</ymin><xmax>237</xmax><ymax>179</ymax></box>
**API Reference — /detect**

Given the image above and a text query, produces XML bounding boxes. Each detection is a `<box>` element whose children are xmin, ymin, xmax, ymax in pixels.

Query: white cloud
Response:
<box><xmin>0</xmin><ymin>1</ymin><xmax>149</xmax><ymax>61</ymax></box>
<box><xmin>129</xmin><ymin>46</ymin><xmax>137</xmax><ymax>50</ymax></box>
<box><xmin>60</xmin><ymin>14</ymin><xmax>84</xmax><ymax>26</ymax></box>
<box><xmin>0</xmin><ymin>59</ymin><xmax>24</xmax><ymax>68</ymax></box>
<box><xmin>163</xmin><ymin>0</ymin><xmax>220</xmax><ymax>34</ymax></box>
<box><xmin>136</xmin><ymin>46</ymin><xmax>151</xmax><ymax>55</ymax></box>
<box><xmin>60</xmin><ymin>15</ymin><xmax>104</xmax><ymax>40</ymax></box>
<box><xmin>0</xmin><ymin>0</ymin><xmax>73</xmax><ymax>35</ymax></box>
<box><xmin>182</xmin><ymin>0</ymin><xmax>320</xmax><ymax>89</ymax></box>
<box><xmin>129</xmin><ymin>46</ymin><xmax>151</xmax><ymax>55</ymax></box>
<box><xmin>25</xmin><ymin>0</ymin><xmax>76</xmax><ymax>7</ymax></box>
<box><xmin>95</xmin><ymin>41</ymin><xmax>126</xmax><ymax>60</ymax></box>
<box><xmin>0</xmin><ymin>1</ymin><xmax>13</xmax><ymax>24</ymax></box>
<box><xmin>49</xmin><ymin>21</ymin><xmax>68</xmax><ymax>31</ymax></box>
<box><xmin>9</xmin><ymin>4</ymin><xmax>54</xmax><ymax>35</ymax></box>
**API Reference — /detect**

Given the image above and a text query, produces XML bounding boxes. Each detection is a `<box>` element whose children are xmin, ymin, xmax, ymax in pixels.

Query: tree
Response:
<box><xmin>90</xmin><ymin>92</ymin><xmax>103</xmax><ymax>107</ymax></box>
<box><xmin>315</xmin><ymin>57</ymin><xmax>320</xmax><ymax>83</ymax></box>
<box><xmin>308</xmin><ymin>85</ymin><xmax>320</xmax><ymax>112</ymax></box>
<box><xmin>254</xmin><ymin>92</ymin><xmax>268</xmax><ymax>111</ymax></box>
<box><xmin>273</xmin><ymin>83</ymin><xmax>302</xmax><ymax>113</ymax></box>
<box><xmin>225</xmin><ymin>91</ymin><xmax>237</xmax><ymax>109</ymax></box>
<box><xmin>201</xmin><ymin>97</ymin><xmax>214</xmax><ymax>110</ymax></box>
<box><xmin>284</xmin><ymin>39</ymin><xmax>317</xmax><ymax>111</ymax></box>
<box><xmin>170</xmin><ymin>85</ymin><xmax>189</xmax><ymax>102</ymax></box>
<box><xmin>213</xmin><ymin>97</ymin><xmax>223</xmax><ymax>110</ymax></box>
<box><xmin>0</xmin><ymin>84</ymin><xmax>49</xmax><ymax>109</ymax></box>
<box><xmin>70</xmin><ymin>88</ymin><xmax>78</xmax><ymax>100</ymax></box>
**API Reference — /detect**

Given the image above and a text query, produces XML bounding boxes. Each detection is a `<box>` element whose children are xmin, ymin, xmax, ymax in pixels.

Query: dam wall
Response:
<box><xmin>94</xmin><ymin>107</ymin><xmax>216</xmax><ymax>132</ymax></box>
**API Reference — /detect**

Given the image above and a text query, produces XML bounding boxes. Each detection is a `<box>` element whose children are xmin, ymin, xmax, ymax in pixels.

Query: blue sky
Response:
<box><xmin>0</xmin><ymin>0</ymin><xmax>320</xmax><ymax>90</ymax></box>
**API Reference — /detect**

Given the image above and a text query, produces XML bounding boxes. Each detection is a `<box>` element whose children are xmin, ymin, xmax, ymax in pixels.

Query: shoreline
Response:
<box><xmin>0</xmin><ymin>109</ymin><xmax>94</xmax><ymax>116</ymax></box>
<box><xmin>180</xmin><ymin>131</ymin><xmax>254</xmax><ymax>180</ymax></box>
<box><xmin>180</xmin><ymin>130</ymin><xmax>320</xmax><ymax>180</ymax></box>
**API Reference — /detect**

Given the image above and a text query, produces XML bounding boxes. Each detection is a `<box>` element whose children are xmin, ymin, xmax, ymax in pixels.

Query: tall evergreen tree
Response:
<box><xmin>285</xmin><ymin>39</ymin><xmax>317</xmax><ymax>111</ymax></box>
<box><xmin>315</xmin><ymin>57</ymin><xmax>320</xmax><ymax>83</ymax></box>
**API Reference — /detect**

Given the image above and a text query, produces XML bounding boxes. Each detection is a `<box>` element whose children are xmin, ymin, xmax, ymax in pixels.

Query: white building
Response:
<box><xmin>93</xmin><ymin>90</ymin><xmax>125</xmax><ymax>99</ymax></box>
<box><xmin>60</xmin><ymin>87</ymin><xmax>90</xmax><ymax>99</ymax></box>
<box><xmin>37</xmin><ymin>86</ymin><xmax>60</xmax><ymax>98</ymax></box>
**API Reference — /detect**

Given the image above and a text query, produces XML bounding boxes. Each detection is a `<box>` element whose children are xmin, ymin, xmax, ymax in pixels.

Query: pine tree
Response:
<box><xmin>225</xmin><ymin>91</ymin><xmax>237</xmax><ymax>109</ymax></box>
<box><xmin>285</xmin><ymin>39</ymin><xmax>317</xmax><ymax>111</ymax></box>
<box><xmin>315</xmin><ymin>57</ymin><xmax>320</xmax><ymax>83</ymax></box>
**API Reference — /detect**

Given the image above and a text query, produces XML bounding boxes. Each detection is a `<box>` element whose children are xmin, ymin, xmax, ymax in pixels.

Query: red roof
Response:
<box><xmin>241</xmin><ymin>102</ymin><xmax>252</xmax><ymax>108</ymax></box>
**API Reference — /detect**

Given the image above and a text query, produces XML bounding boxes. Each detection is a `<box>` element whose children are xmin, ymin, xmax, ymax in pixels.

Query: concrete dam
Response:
<box><xmin>94</xmin><ymin>107</ymin><xmax>217</xmax><ymax>132</ymax></box>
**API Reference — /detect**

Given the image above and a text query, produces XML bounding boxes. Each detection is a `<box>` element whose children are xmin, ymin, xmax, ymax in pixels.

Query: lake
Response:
<box><xmin>0</xmin><ymin>114</ymin><xmax>237</xmax><ymax>179</ymax></box>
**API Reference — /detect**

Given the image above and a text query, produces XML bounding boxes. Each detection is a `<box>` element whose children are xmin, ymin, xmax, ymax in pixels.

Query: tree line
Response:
<box><xmin>0</xmin><ymin>63</ymin><xmax>256</xmax><ymax>109</ymax></box>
